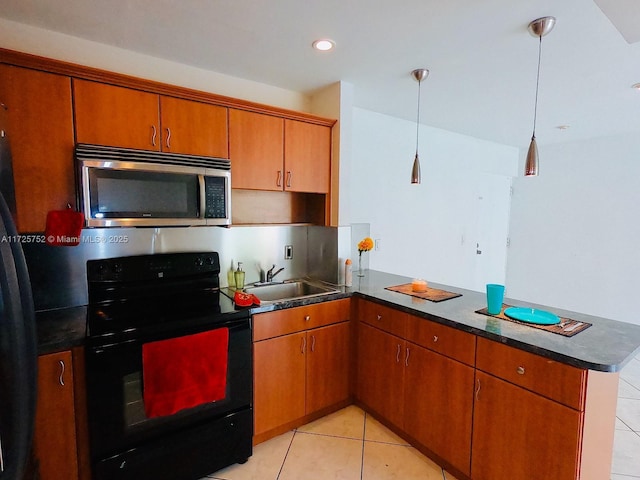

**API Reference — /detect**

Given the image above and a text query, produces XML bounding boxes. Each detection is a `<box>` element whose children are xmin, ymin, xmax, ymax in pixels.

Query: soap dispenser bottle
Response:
<box><xmin>234</xmin><ymin>262</ymin><xmax>245</xmax><ymax>290</ymax></box>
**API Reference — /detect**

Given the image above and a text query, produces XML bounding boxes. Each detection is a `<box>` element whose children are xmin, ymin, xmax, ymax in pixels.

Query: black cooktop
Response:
<box><xmin>86</xmin><ymin>252</ymin><xmax>247</xmax><ymax>342</ymax></box>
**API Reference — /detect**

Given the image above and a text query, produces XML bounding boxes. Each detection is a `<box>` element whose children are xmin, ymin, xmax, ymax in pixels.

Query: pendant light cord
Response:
<box><xmin>532</xmin><ymin>35</ymin><xmax>542</xmax><ymax>138</ymax></box>
<box><xmin>415</xmin><ymin>79</ymin><xmax>422</xmax><ymax>155</ymax></box>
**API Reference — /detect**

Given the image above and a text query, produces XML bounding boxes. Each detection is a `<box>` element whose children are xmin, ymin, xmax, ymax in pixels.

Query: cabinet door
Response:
<box><xmin>471</xmin><ymin>371</ymin><xmax>582</xmax><ymax>480</ymax></box>
<box><xmin>306</xmin><ymin>322</ymin><xmax>350</xmax><ymax>414</ymax></box>
<box><xmin>160</xmin><ymin>96</ymin><xmax>228</xmax><ymax>157</ymax></box>
<box><xmin>0</xmin><ymin>65</ymin><xmax>74</xmax><ymax>232</ymax></box>
<box><xmin>229</xmin><ymin>109</ymin><xmax>283</xmax><ymax>190</ymax></box>
<box><xmin>253</xmin><ymin>332</ymin><xmax>306</xmax><ymax>436</ymax></box>
<box><xmin>33</xmin><ymin>351</ymin><xmax>79</xmax><ymax>480</ymax></box>
<box><xmin>404</xmin><ymin>343</ymin><xmax>474</xmax><ymax>477</ymax></box>
<box><xmin>357</xmin><ymin>323</ymin><xmax>404</xmax><ymax>428</ymax></box>
<box><xmin>284</xmin><ymin>119</ymin><xmax>330</xmax><ymax>193</ymax></box>
<box><xmin>73</xmin><ymin>79</ymin><xmax>160</xmax><ymax>151</ymax></box>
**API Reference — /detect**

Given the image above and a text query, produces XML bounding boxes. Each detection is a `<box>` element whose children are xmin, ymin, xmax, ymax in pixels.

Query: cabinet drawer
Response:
<box><xmin>406</xmin><ymin>315</ymin><xmax>476</xmax><ymax>366</ymax></box>
<box><xmin>253</xmin><ymin>299</ymin><xmax>350</xmax><ymax>341</ymax></box>
<box><xmin>476</xmin><ymin>337</ymin><xmax>586</xmax><ymax>410</ymax></box>
<box><xmin>358</xmin><ymin>299</ymin><xmax>408</xmax><ymax>338</ymax></box>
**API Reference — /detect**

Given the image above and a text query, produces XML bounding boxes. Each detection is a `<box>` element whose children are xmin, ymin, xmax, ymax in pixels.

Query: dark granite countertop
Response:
<box><xmin>348</xmin><ymin>270</ymin><xmax>640</xmax><ymax>373</ymax></box>
<box><xmin>36</xmin><ymin>305</ymin><xmax>88</xmax><ymax>355</ymax></box>
<box><xmin>37</xmin><ymin>270</ymin><xmax>640</xmax><ymax>372</ymax></box>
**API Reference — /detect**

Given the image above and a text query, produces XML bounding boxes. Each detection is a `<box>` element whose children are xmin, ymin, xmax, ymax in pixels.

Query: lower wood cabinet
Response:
<box><xmin>404</xmin><ymin>342</ymin><xmax>474</xmax><ymax>476</ymax></box>
<box><xmin>357</xmin><ymin>323</ymin><xmax>405</xmax><ymax>428</ymax></box>
<box><xmin>471</xmin><ymin>370</ymin><xmax>582</xmax><ymax>480</ymax></box>
<box><xmin>33</xmin><ymin>350</ymin><xmax>79</xmax><ymax>480</ymax></box>
<box><xmin>253</xmin><ymin>299</ymin><xmax>351</xmax><ymax>442</ymax></box>
<box><xmin>357</xmin><ymin>319</ymin><xmax>474</xmax><ymax>477</ymax></box>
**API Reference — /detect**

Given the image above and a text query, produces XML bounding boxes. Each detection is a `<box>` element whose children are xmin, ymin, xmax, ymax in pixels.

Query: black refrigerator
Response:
<box><xmin>0</xmin><ymin>103</ymin><xmax>38</xmax><ymax>480</ymax></box>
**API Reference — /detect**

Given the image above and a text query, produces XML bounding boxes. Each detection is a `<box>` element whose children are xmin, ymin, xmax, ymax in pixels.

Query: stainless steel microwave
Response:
<box><xmin>75</xmin><ymin>144</ymin><xmax>231</xmax><ymax>227</ymax></box>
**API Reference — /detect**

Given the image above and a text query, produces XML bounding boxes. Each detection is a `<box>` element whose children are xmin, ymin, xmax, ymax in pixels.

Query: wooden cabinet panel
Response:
<box><xmin>471</xmin><ymin>371</ymin><xmax>582</xmax><ymax>480</ymax></box>
<box><xmin>359</xmin><ymin>299</ymin><xmax>408</xmax><ymax>338</ymax></box>
<box><xmin>357</xmin><ymin>323</ymin><xmax>405</xmax><ymax>428</ymax></box>
<box><xmin>404</xmin><ymin>344</ymin><xmax>474</xmax><ymax>476</ymax></box>
<box><xmin>476</xmin><ymin>337</ymin><xmax>586</xmax><ymax>409</ymax></box>
<box><xmin>33</xmin><ymin>351</ymin><xmax>79</xmax><ymax>480</ymax></box>
<box><xmin>0</xmin><ymin>65</ymin><xmax>74</xmax><ymax>232</ymax></box>
<box><xmin>306</xmin><ymin>322</ymin><xmax>350</xmax><ymax>414</ymax></box>
<box><xmin>284</xmin><ymin>119</ymin><xmax>331</xmax><ymax>193</ymax></box>
<box><xmin>73</xmin><ymin>79</ymin><xmax>160</xmax><ymax>151</ymax></box>
<box><xmin>253</xmin><ymin>299</ymin><xmax>350</xmax><ymax>341</ymax></box>
<box><xmin>229</xmin><ymin>109</ymin><xmax>283</xmax><ymax>190</ymax></box>
<box><xmin>253</xmin><ymin>332</ymin><xmax>306</xmax><ymax>436</ymax></box>
<box><xmin>406</xmin><ymin>314</ymin><xmax>476</xmax><ymax>366</ymax></box>
<box><xmin>160</xmin><ymin>96</ymin><xmax>228</xmax><ymax>157</ymax></box>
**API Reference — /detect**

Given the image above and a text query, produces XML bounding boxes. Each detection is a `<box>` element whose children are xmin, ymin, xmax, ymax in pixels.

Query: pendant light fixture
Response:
<box><xmin>525</xmin><ymin>16</ymin><xmax>556</xmax><ymax>177</ymax></box>
<box><xmin>411</xmin><ymin>68</ymin><xmax>429</xmax><ymax>184</ymax></box>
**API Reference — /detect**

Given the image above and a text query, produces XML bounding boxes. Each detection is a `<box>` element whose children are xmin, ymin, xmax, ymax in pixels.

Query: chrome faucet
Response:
<box><xmin>266</xmin><ymin>264</ymin><xmax>284</xmax><ymax>283</ymax></box>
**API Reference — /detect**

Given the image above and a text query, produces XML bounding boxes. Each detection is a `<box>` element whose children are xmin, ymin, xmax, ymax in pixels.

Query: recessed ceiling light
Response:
<box><xmin>312</xmin><ymin>39</ymin><xmax>335</xmax><ymax>51</ymax></box>
<box><xmin>632</xmin><ymin>83</ymin><xmax>640</xmax><ymax>90</ymax></box>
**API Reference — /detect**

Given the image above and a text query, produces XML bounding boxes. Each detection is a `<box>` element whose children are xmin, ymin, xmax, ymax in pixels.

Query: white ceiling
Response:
<box><xmin>2</xmin><ymin>0</ymin><xmax>640</xmax><ymax>148</ymax></box>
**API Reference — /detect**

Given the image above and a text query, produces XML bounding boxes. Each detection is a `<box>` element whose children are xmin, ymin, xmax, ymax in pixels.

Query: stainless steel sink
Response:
<box><xmin>244</xmin><ymin>280</ymin><xmax>339</xmax><ymax>302</ymax></box>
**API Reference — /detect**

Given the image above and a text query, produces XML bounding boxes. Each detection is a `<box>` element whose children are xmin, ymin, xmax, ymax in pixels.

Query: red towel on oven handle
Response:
<box><xmin>142</xmin><ymin>327</ymin><xmax>229</xmax><ymax>418</ymax></box>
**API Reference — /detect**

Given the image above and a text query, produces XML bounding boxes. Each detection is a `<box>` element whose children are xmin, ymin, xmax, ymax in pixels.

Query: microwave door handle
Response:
<box><xmin>198</xmin><ymin>175</ymin><xmax>206</xmax><ymax>218</ymax></box>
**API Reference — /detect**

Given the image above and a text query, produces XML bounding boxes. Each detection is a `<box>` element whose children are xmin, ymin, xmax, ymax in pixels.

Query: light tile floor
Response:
<box><xmin>203</xmin><ymin>353</ymin><xmax>640</xmax><ymax>480</ymax></box>
<box><xmin>204</xmin><ymin>405</ymin><xmax>459</xmax><ymax>480</ymax></box>
<box><xmin>612</xmin><ymin>353</ymin><xmax>640</xmax><ymax>480</ymax></box>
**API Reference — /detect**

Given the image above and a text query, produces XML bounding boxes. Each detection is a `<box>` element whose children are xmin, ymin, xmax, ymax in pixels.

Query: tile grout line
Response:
<box><xmin>275</xmin><ymin>430</ymin><xmax>297</xmax><ymax>480</ymax></box>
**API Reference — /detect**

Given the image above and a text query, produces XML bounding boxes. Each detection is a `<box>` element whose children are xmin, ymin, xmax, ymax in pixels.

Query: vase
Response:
<box><xmin>357</xmin><ymin>252</ymin><xmax>364</xmax><ymax>277</ymax></box>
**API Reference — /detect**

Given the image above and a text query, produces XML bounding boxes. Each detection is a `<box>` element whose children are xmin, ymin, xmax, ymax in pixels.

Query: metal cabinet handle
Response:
<box><xmin>475</xmin><ymin>378</ymin><xmax>481</xmax><ymax>401</ymax></box>
<box><xmin>151</xmin><ymin>125</ymin><xmax>157</xmax><ymax>146</ymax></box>
<box><xmin>165</xmin><ymin>127</ymin><xmax>171</xmax><ymax>149</ymax></box>
<box><xmin>59</xmin><ymin>360</ymin><xmax>65</xmax><ymax>386</ymax></box>
<box><xmin>311</xmin><ymin>335</ymin><xmax>316</xmax><ymax>352</ymax></box>
<box><xmin>516</xmin><ymin>366</ymin><xmax>525</xmax><ymax>375</ymax></box>
<box><xmin>300</xmin><ymin>336</ymin><xmax>306</xmax><ymax>354</ymax></box>
<box><xmin>376</xmin><ymin>314</ymin><xmax>382</xmax><ymax>321</ymax></box>
<box><xmin>0</xmin><ymin>430</ymin><xmax>5</xmax><ymax>473</ymax></box>
<box><xmin>286</xmin><ymin>171</ymin><xmax>292</xmax><ymax>188</ymax></box>
<box><xmin>276</xmin><ymin>170</ymin><xmax>282</xmax><ymax>187</ymax></box>
<box><xmin>396</xmin><ymin>344</ymin><xmax>401</xmax><ymax>363</ymax></box>
<box><xmin>433</xmin><ymin>335</ymin><xmax>439</xmax><ymax>343</ymax></box>
<box><xmin>304</xmin><ymin>315</ymin><xmax>310</xmax><ymax>322</ymax></box>
<box><xmin>405</xmin><ymin>347</ymin><xmax>410</xmax><ymax>367</ymax></box>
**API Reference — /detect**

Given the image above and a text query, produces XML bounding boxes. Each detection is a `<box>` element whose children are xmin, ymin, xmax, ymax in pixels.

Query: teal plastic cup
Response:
<box><xmin>486</xmin><ymin>284</ymin><xmax>505</xmax><ymax>315</ymax></box>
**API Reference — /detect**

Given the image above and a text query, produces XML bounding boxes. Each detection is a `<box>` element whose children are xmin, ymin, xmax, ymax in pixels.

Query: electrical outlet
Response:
<box><xmin>284</xmin><ymin>245</ymin><xmax>293</xmax><ymax>259</ymax></box>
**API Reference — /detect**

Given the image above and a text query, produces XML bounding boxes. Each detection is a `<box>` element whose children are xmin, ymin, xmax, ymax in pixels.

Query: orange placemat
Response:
<box><xmin>475</xmin><ymin>305</ymin><xmax>591</xmax><ymax>337</ymax></box>
<box><xmin>385</xmin><ymin>283</ymin><xmax>462</xmax><ymax>303</ymax></box>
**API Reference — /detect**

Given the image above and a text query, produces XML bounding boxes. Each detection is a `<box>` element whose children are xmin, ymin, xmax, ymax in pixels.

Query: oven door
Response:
<box><xmin>85</xmin><ymin>315</ymin><xmax>251</xmax><ymax>465</ymax></box>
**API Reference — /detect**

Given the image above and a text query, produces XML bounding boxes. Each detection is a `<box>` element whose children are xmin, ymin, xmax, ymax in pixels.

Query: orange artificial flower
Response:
<box><xmin>358</xmin><ymin>237</ymin><xmax>374</xmax><ymax>253</ymax></box>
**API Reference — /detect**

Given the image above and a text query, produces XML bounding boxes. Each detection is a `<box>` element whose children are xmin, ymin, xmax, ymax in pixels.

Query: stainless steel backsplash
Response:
<box><xmin>24</xmin><ymin>224</ymin><xmax>359</xmax><ymax>311</ymax></box>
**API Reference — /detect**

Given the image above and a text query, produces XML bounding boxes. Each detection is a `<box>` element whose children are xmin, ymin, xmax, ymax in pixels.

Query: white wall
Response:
<box><xmin>506</xmin><ymin>132</ymin><xmax>640</xmax><ymax>325</ymax></box>
<box><xmin>0</xmin><ymin>18</ymin><xmax>307</xmax><ymax>112</ymax></box>
<box><xmin>350</xmin><ymin>108</ymin><xmax>517</xmax><ymax>292</ymax></box>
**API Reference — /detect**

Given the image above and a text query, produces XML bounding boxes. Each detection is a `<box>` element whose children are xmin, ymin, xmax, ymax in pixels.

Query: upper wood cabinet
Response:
<box><xmin>229</xmin><ymin>110</ymin><xmax>331</xmax><ymax>194</ymax></box>
<box><xmin>229</xmin><ymin>109</ymin><xmax>283</xmax><ymax>190</ymax></box>
<box><xmin>160</xmin><ymin>96</ymin><xmax>228</xmax><ymax>157</ymax></box>
<box><xmin>73</xmin><ymin>80</ymin><xmax>228</xmax><ymax>157</ymax></box>
<box><xmin>0</xmin><ymin>65</ymin><xmax>75</xmax><ymax>232</ymax></box>
<box><xmin>284</xmin><ymin>119</ymin><xmax>331</xmax><ymax>194</ymax></box>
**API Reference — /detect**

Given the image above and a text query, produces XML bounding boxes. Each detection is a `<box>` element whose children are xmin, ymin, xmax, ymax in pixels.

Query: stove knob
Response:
<box><xmin>113</xmin><ymin>263</ymin><xmax>123</xmax><ymax>273</ymax></box>
<box><xmin>195</xmin><ymin>257</ymin><xmax>204</xmax><ymax>266</ymax></box>
<box><xmin>206</xmin><ymin>256</ymin><xmax>214</xmax><ymax>265</ymax></box>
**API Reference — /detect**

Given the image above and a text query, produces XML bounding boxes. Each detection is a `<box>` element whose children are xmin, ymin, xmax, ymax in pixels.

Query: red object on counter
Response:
<box><xmin>44</xmin><ymin>206</ymin><xmax>84</xmax><ymax>246</ymax></box>
<box><xmin>234</xmin><ymin>291</ymin><xmax>261</xmax><ymax>307</ymax></box>
<box><xmin>142</xmin><ymin>327</ymin><xmax>229</xmax><ymax>418</ymax></box>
